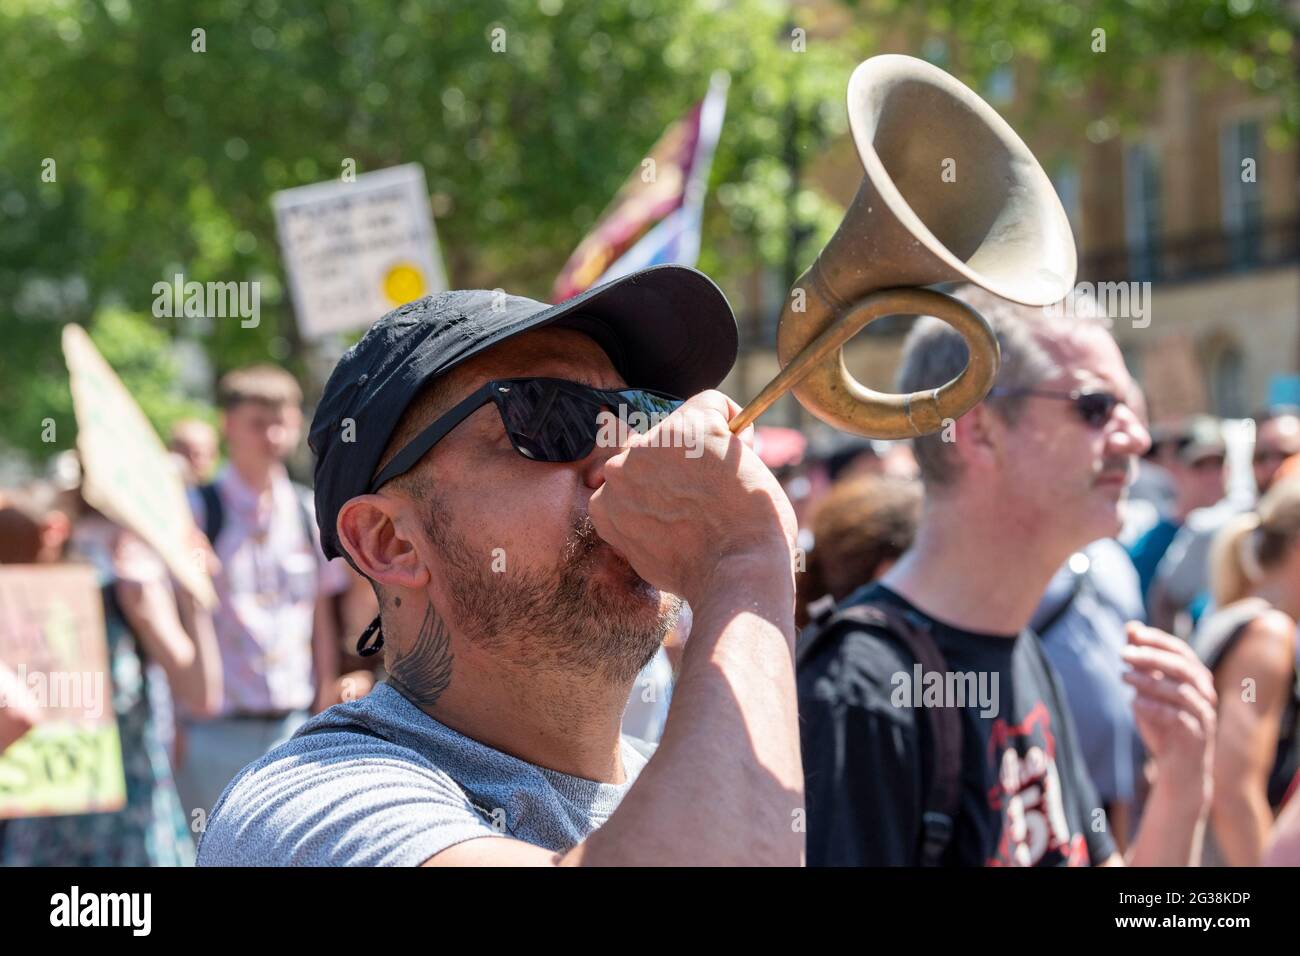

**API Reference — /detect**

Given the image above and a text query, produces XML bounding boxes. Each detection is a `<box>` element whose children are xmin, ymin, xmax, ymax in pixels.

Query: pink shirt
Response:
<box><xmin>190</xmin><ymin>466</ymin><xmax>348</xmax><ymax>716</ymax></box>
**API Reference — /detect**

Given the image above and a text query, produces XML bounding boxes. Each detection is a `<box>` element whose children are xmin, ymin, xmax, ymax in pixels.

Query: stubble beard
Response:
<box><xmin>424</xmin><ymin>502</ymin><xmax>679</xmax><ymax>685</ymax></box>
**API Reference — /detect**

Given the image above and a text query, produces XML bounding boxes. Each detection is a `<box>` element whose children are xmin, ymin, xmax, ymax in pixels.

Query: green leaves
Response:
<box><xmin>1</xmin><ymin>0</ymin><xmax>1294</xmax><ymax>467</ymax></box>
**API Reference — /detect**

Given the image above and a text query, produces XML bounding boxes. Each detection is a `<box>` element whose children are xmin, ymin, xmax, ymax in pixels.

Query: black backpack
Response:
<box><xmin>797</xmin><ymin>597</ymin><xmax>964</xmax><ymax>866</ymax></box>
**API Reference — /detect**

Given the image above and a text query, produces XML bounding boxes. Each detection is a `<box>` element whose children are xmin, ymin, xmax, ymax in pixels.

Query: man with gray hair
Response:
<box><xmin>798</xmin><ymin>285</ymin><xmax>1217</xmax><ymax>866</ymax></box>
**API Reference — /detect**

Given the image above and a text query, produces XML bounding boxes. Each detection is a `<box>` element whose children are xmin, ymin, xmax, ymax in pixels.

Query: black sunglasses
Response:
<box><xmin>1254</xmin><ymin>448</ymin><xmax>1291</xmax><ymax>466</ymax></box>
<box><xmin>988</xmin><ymin>386</ymin><xmax>1123</xmax><ymax>428</ymax></box>
<box><xmin>368</xmin><ymin>377</ymin><xmax>684</xmax><ymax>492</ymax></box>
<box><xmin>1188</xmin><ymin>453</ymin><xmax>1226</xmax><ymax>471</ymax></box>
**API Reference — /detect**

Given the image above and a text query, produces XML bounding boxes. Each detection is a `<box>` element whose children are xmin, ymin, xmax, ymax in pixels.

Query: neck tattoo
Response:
<box><xmin>388</xmin><ymin>602</ymin><xmax>454</xmax><ymax>709</ymax></box>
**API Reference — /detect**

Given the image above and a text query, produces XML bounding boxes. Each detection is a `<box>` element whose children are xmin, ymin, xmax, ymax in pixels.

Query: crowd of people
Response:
<box><xmin>2</xmin><ymin>265</ymin><xmax>1300</xmax><ymax>867</ymax></box>
<box><xmin>0</xmin><ymin>365</ymin><xmax>376</xmax><ymax>863</ymax></box>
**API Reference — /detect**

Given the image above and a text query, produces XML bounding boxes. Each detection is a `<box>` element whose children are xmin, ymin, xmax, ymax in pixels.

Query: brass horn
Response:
<box><xmin>731</xmin><ymin>54</ymin><xmax>1078</xmax><ymax>439</ymax></box>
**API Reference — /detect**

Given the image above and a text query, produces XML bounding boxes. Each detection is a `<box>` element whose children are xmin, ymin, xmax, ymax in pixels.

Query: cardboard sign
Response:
<box><xmin>61</xmin><ymin>324</ymin><xmax>215</xmax><ymax>607</ymax></box>
<box><xmin>0</xmin><ymin>565</ymin><xmax>126</xmax><ymax>819</ymax></box>
<box><xmin>272</xmin><ymin>163</ymin><xmax>448</xmax><ymax>339</ymax></box>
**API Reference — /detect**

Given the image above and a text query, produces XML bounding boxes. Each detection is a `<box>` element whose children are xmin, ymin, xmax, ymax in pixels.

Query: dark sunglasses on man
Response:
<box><xmin>351</xmin><ymin>377</ymin><xmax>682</xmax><ymax>657</ymax></box>
<box><xmin>369</xmin><ymin>377</ymin><xmax>684</xmax><ymax>492</ymax></box>
<box><xmin>1253</xmin><ymin>448</ymin><xmax>1291</xmax><ymax>466</ymax></box>
<box><xmin>988</xmin><ymin>386</ymin><xmax>1123</xmax><ymax>428</ymax></box>
<box><xmin>1188</xmin><ymin>453</ymin><xmax>1226</xmax><ymax>472</ymax></box>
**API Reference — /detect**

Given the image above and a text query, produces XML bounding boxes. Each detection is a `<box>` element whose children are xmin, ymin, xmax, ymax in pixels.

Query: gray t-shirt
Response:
<box><xmin>1032</xmin><ymin>538</ymin><xmax>1146</xmax><ymax>811</ymax></box>
<box><xmin>196</xmin><ymin>682</ymin><xmax>651</xmax><ymax>866</ymax></box>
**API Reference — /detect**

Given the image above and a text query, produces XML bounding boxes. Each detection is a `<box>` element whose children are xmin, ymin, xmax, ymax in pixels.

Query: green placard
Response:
<box><xmin>0</xmin><ymin>565</ymin><xmax>128</xmax><ymax>819</ymax></box>
<box><xmin>0</xmin><ymin>720</ymin><xmax>126</xmax><ymax>818</ymax></box>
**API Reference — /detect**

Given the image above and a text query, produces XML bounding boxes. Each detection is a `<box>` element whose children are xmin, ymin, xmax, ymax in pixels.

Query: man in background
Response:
<box><xmin>1252</xmin><ymin>407</ymin><xmax>1300</xmax><ymax>495</ymax></box>
<box><xmin>799</xmin><ymin>286</ymin><xmax>1216</xmax><ymax>867</ymax></box>
<box><xmin>170</xmin><ymin>418</ymin><xmax>220</xmax><ymax>487</ymax></box>
<box><xmin>1128</xmin><ymin>419</ymin><xmax>1226</xmax><ymax>602</ymax></box>
<box><xmin>175</xmin><ymin>365</ymin><xmax>347</xmax><ymax>821</ymax></box>
<box><xmin>1032</xmin><ymin>537</ymin><xmax>1149</xmax><ymax>850</ymax></box>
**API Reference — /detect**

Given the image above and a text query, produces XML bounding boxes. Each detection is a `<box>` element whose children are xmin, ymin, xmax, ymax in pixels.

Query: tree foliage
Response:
<box><xmin>1</xmin><ymin>0</ymin><xmax>1293</xmax><ymax>466</ymax></box>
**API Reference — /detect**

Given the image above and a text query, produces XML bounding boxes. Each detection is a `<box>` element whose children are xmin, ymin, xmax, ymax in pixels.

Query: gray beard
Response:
<box><xmin>424</xmin><ymin>503</ymin><xmax>678</xmax><ymax>685</ymax></box>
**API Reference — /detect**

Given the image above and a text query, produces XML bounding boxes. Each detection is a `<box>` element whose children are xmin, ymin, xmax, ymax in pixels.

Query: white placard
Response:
<box><xmin>272</xmin><ymin>164</ymin><xmax>447</xmax><ymax>340</ymax></box>
<box><xmin>61</xmin><ymin>325</ymin><xmax>216</xmax><ymax>607</ymax></box>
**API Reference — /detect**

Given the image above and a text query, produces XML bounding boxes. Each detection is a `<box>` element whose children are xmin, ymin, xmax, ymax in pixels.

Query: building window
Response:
<box><xmin>1124</xmin><ymin>140</ymin><xmax>1162</xmax><ymax>281</ymax></box>
<box><xmin>1220</xmin><ymin>118</ymin><xmax>1262</xmax><ymax>268</ymax></box>
<box><xmin>1207</xmin><ymin>340</ymin><xmax>1247</xmax><ymax>419</ymax></box>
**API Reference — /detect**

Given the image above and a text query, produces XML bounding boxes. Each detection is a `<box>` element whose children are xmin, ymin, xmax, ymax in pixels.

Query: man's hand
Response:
<box><xmin>588</xmin><ymin>389</ymin><xmax>797</xmax><ymax>606</ymax></box>
<box><xmin>1122</xmin><ymin>622</ymin><xmax>1216</xmax><ymax>800</ymax></box>
<box><xmin>1119</xmin><ymin>623</ymin><xmax>1217</xmax><ymax>866</ymax></box>
<box><xmin>427</xmin><ymin>391</ymin><xmax>805</xmax><ymax>867</ymax></box>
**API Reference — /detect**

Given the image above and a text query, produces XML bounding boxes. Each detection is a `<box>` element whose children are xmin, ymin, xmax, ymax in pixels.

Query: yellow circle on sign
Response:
<box><xmin>383</xmin><ymin>263</ymin><xmax>427</xmax><ymax>305</ymax></box>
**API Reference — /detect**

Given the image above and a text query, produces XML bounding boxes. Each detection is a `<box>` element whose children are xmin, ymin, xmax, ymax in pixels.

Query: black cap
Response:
<box><xmin>309</xmin><ymin>264</ymin><xmax>738</xmax><ymax>561</ymax></box>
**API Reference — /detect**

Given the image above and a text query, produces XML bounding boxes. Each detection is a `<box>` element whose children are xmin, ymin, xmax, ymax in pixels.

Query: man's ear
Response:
<box><xmin>950</xmin><ymin>403</ymin><xmax>1001</xmax><ymax>473</ymax></box>
<box><xmin>337</xmin><ymin>493</ymin><xmax>430</xmax><ymax>593</ymax></box>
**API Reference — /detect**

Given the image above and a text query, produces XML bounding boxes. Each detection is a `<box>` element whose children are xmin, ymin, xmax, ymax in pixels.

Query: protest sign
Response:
<box><xmin>0</xmin><ymin>565</ymin><xmax>126</xmax><ymax>819</ymax></box>
<box><xmin>273</xmin><ymin>163</ymin><xmax>447</xmax><ymax>339</ymax></box>
<box><xmin>61</xmin><ymin>324</ymin><xmax>215</xmax><ymax>607</ymax></box>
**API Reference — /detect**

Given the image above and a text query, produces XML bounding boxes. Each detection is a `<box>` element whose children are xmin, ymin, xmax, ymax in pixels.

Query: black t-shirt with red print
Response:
<box><xmin>798</xmin><ymin>583</ymin><xmax>1117</xmax><ymax>867</ymax></box>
